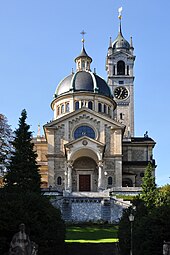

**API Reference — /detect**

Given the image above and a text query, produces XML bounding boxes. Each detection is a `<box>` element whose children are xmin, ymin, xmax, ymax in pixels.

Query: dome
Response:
<box><xmin>55</xmin><ymin>74</ymin><xmax>74</xmax><ymax>96</ymax></box>
<box><xmin>112</xmin><ymin>32</ymin><xmax>130</xmax><ymax>50</ymax></box>
<box><xmin>55</xmin><ymin>71</ymin><xmax>113</xmax><ymax>99</ymax></box>
<box><xmin>112</xmin><ymin>25</ymin><xmax>130</xmax><ymax>50</ymax></box>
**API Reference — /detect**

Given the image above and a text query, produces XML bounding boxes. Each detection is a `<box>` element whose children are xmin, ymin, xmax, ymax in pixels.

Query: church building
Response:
<box><xmin>33</xmin><ymin>11</ymin><xmax>156</xmax><ymax>222</ymax></box>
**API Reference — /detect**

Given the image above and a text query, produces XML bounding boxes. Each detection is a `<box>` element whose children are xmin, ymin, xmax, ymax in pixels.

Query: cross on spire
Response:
<box><xmin>80</xmin><ymin>30</ymin><xmax>86</xmax><ymax>44</ymax></box>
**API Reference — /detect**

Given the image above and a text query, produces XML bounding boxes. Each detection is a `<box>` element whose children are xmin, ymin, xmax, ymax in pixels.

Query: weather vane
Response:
<box><xmin>80</xmin><ymin>30</ymin><xmax>86</xmax><ymax>44</ymax></box>
<box><xmin>118</xmin><ymin>7</ymin><xmax>123</xmax><ymax>20</ymax></box>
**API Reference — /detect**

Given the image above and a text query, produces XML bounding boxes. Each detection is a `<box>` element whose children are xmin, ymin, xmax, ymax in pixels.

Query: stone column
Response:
<box><xmin>67</xmin><ymin>161</ymin><xmax>73</xmax><ymax>192</ymax></box>
<box><xmin>98</xmin><ymin>161</ymin><xmax>103</xmax><ymax>191</ymax></box>
<box><xmin>64</xmin><ymin>170</ymin><xmax>68</xmax><ymax>190</ymax></box>
<box><xmin>115</xmin><ymin>158</ymin><xmax>122</xmax><ymax>187</ymax></box>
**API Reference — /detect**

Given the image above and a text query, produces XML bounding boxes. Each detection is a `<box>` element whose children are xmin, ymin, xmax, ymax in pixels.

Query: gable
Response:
<box><xmin>44</xmin><ymin>108</ymin><xmax>125</xmax><ymax>131</ymax></box>
<box><xmin>108</xmin><ymin>50</ymin><xmax>133</xmax><ymax>59</ymax></box>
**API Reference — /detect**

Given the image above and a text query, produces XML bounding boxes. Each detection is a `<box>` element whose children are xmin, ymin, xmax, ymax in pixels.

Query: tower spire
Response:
<box><xmin>118</xmin><ymin>7</ymin><xmax>123</xmax><ymax>34</ymax></box>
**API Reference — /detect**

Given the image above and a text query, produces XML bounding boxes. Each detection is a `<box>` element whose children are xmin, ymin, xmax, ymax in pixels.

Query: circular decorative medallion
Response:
<box><xmin>82</xmin><ymin>140</ymin><xmax>88</xmax><ymax>146</ymax></box>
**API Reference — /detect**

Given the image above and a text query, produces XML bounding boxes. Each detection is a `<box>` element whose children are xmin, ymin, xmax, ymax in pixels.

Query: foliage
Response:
<box><xmin>140</xmin><ymin>162</ymin><xmax>158</xmax><ymax>208</ymax></box>
<box><xmin>0</xmin><ymin>191</ymin><xmax>65</xmax><ymax>255</ymax></box>
<box><xmin>157</xmin><ymin>184</ymin><xmax>170</xmax><ymax>206</ymax></box>
<box><xmin>115</xmin><ymin>195</ymin><xmax>137</xmax><ymax>201</ymax></box>
<box><xmin>4</xmin><ymin>109</ymin><xmax>41</xmax><ymax>193</ymax></box>
<box><xmin>133</xmin><ymin>203</ymin><xmax>170</xmax><ymax>255</ymax></box>
<box><xmin>0</xmin><ymin>114</ymin><xmax>13</xmax><ymax>175</ymax></box>
<box><xmin>118</xmin><ymin>207</ymin><xmax>131</xmax><ymax>255</ymax></box>
<box><xmin>0</xmin><ymin>110</ymin><xmax>66</xmax><ymax>254</ymax></box>
<box><xmin>118</xmin><ymin>163</ymin><xmax>170</xmax><ymax>255</ymax></box>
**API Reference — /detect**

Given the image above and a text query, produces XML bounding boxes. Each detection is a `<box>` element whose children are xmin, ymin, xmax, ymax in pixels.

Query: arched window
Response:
<box><xmin>104</xmin><ymin>104</ymin><xmax>106</xmax><ymax>113</ymax></box>
<box><xmin>57</xmin><ymin>106</ymin><xmax>60</xmax><ymax>115</ymax></box>
<box><xmin>66</xmin><ymin>103</ymin><xmax>70</xmax><ymax>112</ymax></box>
<box><xmin>120</xmin><ymin>113</ymin><xmax>124</xmax><ymax>120</ymax></box>
<box><xmin>108</xmin><ymin>107</ymin><xmax>110</xmax><ymax>116</ymax></box>
<box><xmin>61</xmin><ymin>104</ymin><xmax>64</xmax><ymax>114</ymax></box>
<box><xmin>122</xmin><ymin>178</ymin><xmax>133</xmax><ymax>187</ymax></box>
<box><xmin>117</xmin><ymin>60</ymin><xmax>125</xmax><ymax>75</ymax></box>
<box><xmin>57</xmin><ymin>176</ymin><xmax>62</xmax><ymax>185</ymax></box>
<box><xmin>127</xmin><ymin>65</ymin><xmax>129</xmax><ymax>75</ymax></box>
<box><xmin>82</xmin><ymin>60</ymin><xmax>85</xmax><ymax>69</ymax></box>
<box><xmin>113</xmin><ymin>65</ymin><xmax>115</xmax><ymax>75</ymax></box>
<box><xmin>108</xmin><ymin>176</ymin><xmax>113</xmax><ymax>185</ymax></box>
<box><xmin>75</xmin><ymin>101</ymin><xmax>79</xmax><ymax>110</ymax></box>
<box><xmin>88</xmin><ymin>101</ymin><xmax>93</xmax><ymax>110</ymax></box>
<box><xmin>74</xmin><ymin>125</ymin><xmax>95</xmax><ymax>139</ymax></box>
<box><xmin>98</xmin><ymin>103</ymin><xmax>102</xmax><ymax>112</ymax></box>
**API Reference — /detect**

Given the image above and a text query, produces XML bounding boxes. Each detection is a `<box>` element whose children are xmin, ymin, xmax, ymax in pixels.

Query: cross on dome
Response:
<box><xmin>80</xmin><ymin>30</ymin><xmax>86</xmax><ymax>44</ymax></box>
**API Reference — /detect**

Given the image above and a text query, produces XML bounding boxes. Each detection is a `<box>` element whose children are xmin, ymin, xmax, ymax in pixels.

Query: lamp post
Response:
<box><xmin>129</xmin><ymin>213</ymin><xmax>134</xmax><ymax>255</ymax></box>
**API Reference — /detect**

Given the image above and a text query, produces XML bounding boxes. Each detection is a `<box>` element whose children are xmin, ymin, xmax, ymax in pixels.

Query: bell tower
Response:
<box><xmin>106</xmin><ymin>8</ymin><xmax>135</xmax><ymax>138</ymax></box>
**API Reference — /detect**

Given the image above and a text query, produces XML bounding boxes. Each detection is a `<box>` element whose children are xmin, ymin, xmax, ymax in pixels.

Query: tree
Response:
<box><xmin>0</xmin><ymin>114</ymin><xmax>13</xmax><ymax>175</ymax></box>
<box><xmin>4</xmin><ymin>109</ymin><xmax>41</xmax><ymax>193</ymax></box>
<box><xmin>118</xmin><ymin>165</ymin><xmax>170</xmax><ymax>255</ymax></box>
<box><xmin>140</xmin><ymin>162</ymin><xmax>158</xmax><ymax>208</ymax></box>
<box><xmin>157</xmin><ymin>184</ymin><xmax>170</xmax><ymax>206</ymax></box>
<box><xmin>0</xmin><ymin>191</ymin><xmax>66</xmax><ymax>255</ymax></box>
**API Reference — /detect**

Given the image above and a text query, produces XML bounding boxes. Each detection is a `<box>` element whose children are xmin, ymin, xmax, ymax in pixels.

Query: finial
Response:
<box><xmin>80</xmin><ymin>30</ymin><xmax>86</xmax><ymax>45</ymax></box>
<box><xmin>109</xmin><ymin>37</ymin><xmax>112</xmax><ymax>48</ymax></box>
<box><xmin>130</xmin><ymin>36</ymin><xmax>133</xmax><ymax>48</ymax></box>
<box><xmin>37</xmin><ymin>124</ymin><xmax>41</xmax><ymax>137</ymax></box>
<box><xmin>118</xmin><ymin>7</ymin><xmax>123</xmax><ymax>34</ymax></box>
<box><xmin>118</xmin><ymin>7</ymin><xmax>123</xmax><ymax>20</ymax></box>
<box><xmin>71</xmin><ymin>68</ymin><xmax>74</xmax><ymax>74</ymax></box>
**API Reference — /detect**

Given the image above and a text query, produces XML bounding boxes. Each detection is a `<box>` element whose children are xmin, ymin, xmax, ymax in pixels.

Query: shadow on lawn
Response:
<box><xmin>66</xmin><ymin>224</ymin><xmax>118</xmax><ymax>242</ymax></box>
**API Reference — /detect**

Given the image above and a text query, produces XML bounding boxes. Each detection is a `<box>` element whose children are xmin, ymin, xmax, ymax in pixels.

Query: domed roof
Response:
<box><xmin>55</xmin><ymin>71</ymin><xmax>113</xmax><ymax>99</ymax></box>
<box><xmin>112</xmin><ymin>25</ymin><xmax>130</xmax><ymax>50</ymax></box>
<box><xmin>75</xmin><ymin>45</ymin><xmax>92</xmax><ymax>63</ymax></box>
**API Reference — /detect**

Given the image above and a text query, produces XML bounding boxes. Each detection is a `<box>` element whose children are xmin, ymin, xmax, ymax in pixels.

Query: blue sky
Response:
<box><xmin>0</xmin><ymin>0</ymin><xmax>170</xmax><ymax>186</ymax></box>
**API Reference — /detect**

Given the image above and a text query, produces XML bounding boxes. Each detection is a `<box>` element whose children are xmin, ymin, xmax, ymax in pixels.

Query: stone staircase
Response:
<box><xmin>54</xmin><ymin>191</ymin><xmax>131</xmax><ymax>222</ymax></box>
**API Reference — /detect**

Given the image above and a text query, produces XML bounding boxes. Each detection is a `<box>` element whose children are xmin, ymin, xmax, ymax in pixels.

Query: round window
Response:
<box><xmin>74</xmin><ymin>125</ymin><xmax>95</xmax><ymax>139</ymax></box>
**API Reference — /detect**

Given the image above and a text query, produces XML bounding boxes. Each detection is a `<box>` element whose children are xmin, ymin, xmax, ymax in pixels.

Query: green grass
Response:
<box><xmin>65</xmin><ymin>225</ymin><xmax>119</xmax><ymax>243</ymax></box>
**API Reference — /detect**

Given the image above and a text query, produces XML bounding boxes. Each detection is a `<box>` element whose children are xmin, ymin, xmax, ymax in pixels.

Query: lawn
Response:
<box><xmin>65</xmin><ymin>225</ymin><xmax>119</xmax><ymax>243</ymax></box>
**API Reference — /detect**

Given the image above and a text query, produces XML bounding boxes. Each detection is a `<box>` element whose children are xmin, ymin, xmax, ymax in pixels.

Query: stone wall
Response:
<box><xmin>53</xmin><ymin>196</ymin><xmax>130</xmax><ymax>223</ymax></box>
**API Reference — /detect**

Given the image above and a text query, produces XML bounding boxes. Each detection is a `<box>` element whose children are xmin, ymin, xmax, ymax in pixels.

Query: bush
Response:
<box><xmin>0</xmin><ymin>191</ymin><xmax>65</xmax><ymax>255</ymax></box>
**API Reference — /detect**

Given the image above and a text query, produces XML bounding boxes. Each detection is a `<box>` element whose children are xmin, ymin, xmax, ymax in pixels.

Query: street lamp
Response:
<box><xmin>129</xmin><ymin>213</ymin><xmax>135</xmax><ymax>255</ymax></box>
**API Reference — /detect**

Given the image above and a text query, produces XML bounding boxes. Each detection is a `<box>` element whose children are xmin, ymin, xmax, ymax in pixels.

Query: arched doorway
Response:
<box><xmin>122</xmin><ymin>178</ymin><xmax>133</xmax><ymax>187</ymax></box>
<box><xmin>72</xmin><ymin>157</ymin><xmax>97</xmax><ymax>192</ymax></box>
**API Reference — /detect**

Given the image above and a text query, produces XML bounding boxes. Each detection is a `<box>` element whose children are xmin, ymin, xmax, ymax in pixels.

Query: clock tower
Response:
<box><xmin>106</xmin><ymin>10</ymin><xmax>135</xmax><ymax>138</ymax></box>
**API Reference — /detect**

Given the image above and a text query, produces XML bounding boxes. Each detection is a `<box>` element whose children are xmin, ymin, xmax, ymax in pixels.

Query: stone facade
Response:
<box><xmin>33</xmin><ymin>14</ymin><xmax>156</xmax><ymax>222</ymax></box>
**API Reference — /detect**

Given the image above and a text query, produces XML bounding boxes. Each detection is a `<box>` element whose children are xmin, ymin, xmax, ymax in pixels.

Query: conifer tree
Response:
<box><xmin>4</xmin><ymin>109</ymin><xmax>41</xmax><ymax>193</ymax></box>
<box><xmin>0</xmin><ymin>114</ymin><xmax>13</xmax><ymax>174</ymax></box>
<box><xmin>140</xmin><ymin>162</ymin><xmax>157</xmax><ymax>208</ymax></box>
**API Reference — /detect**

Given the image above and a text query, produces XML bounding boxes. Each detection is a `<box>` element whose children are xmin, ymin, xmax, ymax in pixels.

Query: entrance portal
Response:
<box><xmin>79</xmin><ymin>175</ymin><xmax>91</xmax><ymax>191</ymax></box>
<box><xmin>73</xmin><ymin>156</ymin><xmax>98</xmax><ymax>192</ymax></box>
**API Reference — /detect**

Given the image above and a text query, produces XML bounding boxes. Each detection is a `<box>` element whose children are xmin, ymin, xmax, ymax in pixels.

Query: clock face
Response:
<box><xmin>114</xmin><ymin>86</ymin><xmax>129</xmax><ymax>100</ymax></box>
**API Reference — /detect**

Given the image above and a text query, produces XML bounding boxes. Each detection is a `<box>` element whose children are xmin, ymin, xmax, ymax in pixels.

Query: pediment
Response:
<box><xmin>64</xmin><ymin>136</ymin><xmax>105</xmax><ymax>162</ymax></box>
<box><xmin>108</xmin><ymin>50</ymin><xmax>134</xmax><ymax>59</ymax></box>
<box><xmin>44</xmin><ymin>108</ymin><xmax>125</xmax><ymax>131</ymax></box>
<box><xmin>65</xmin><ymin>135</ymin><xmax>105</xmax><ymax>149</ymax></box>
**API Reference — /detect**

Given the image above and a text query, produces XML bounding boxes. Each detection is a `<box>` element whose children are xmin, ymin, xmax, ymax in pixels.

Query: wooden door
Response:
<box><xmin>79</xmin><ymin>175</ymin><xmax>91</xmax><ymax>191</ymax></box>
